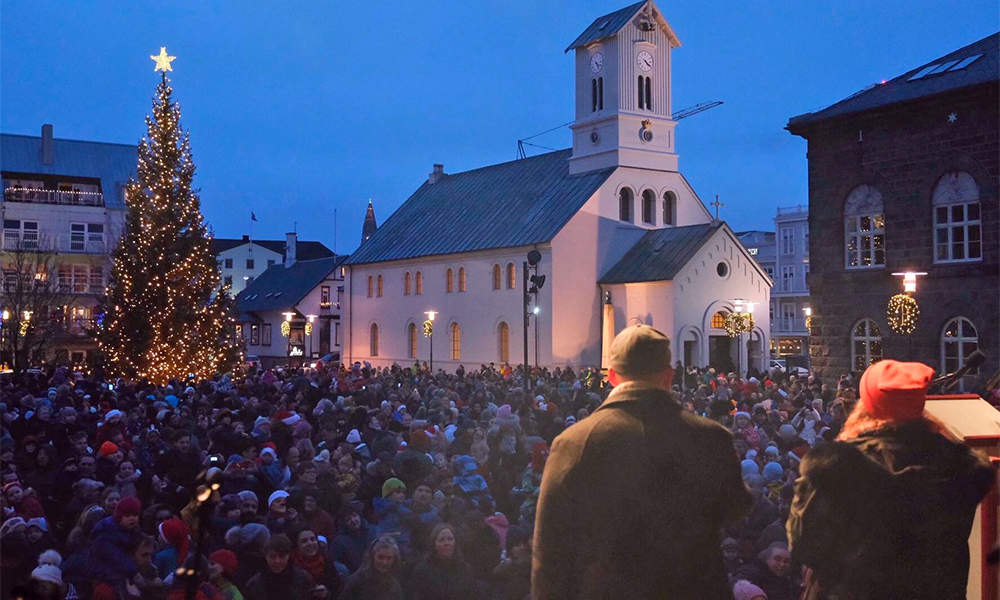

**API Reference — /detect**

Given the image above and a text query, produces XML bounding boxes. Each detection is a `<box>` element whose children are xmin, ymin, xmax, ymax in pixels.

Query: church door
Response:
<box><xmin>709</xmin><ymin>336</ymin><xmax>734</xmax><ymax>372</ymax></box>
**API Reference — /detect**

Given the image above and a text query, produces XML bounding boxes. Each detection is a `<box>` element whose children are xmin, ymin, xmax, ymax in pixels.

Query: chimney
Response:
<box><xmin>285</xmin><ymin>232</ymin><xmax>297</xmax><ymax>268</ymax></box>
<box><xmin>41</xmin><ymin>124</ymin><xmax>54</xmax><ymax>165</ymax></box>
<box><xmin>428</xmin><ymin>163</ymin><xmax>445</xmax><ymax>184</ymax></box>
<box><xmin>242</xmin><ymin>234</ymin><xmax>250</xmax><ymax>241</ymax></box>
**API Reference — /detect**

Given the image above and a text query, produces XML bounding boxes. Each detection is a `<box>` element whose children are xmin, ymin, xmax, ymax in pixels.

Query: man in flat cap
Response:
<box><xmin>532</xmin><ymin>325</ymin><xmax>751</xmax><ymax>599</ymax></box>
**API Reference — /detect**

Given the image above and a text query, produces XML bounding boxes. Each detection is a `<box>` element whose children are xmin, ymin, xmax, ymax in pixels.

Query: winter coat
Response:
<box><xmin>87</xmin><ymin>517</ymin><xmax>139</xmax><ymax>586</ymax></box>
<box><xmin>408</xmin><ymin>555</ymin><xmax>476</xmax><ymax>600</ymax></box>
<box><xmin>336</xmin><ymin>569</ymin><xmax>404</xmax><ymax>600</ymax></box>
<box><xmin>788</xmin><ymin>420</ymin><xmax>994</xmax><ymax>600</ymax></box>
<box><xmin>243</xmin><ymin>566</ymin><xmax>315</xmax><ymax>600</ymax></box>
<box><xmin>532</xmin><ymin>381</ymin><xmax>752</xmax><ymax>600</ymax></box>
<box><xmin>333</xmin><ymin>523</ymin><xmax>376</xmax><ymax>573</ymax></box>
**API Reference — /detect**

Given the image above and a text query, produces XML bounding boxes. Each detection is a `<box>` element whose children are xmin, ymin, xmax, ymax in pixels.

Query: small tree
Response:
<box><xmin>98</xmin><ymin>71</ymin><xmax>239</xmax><ymax>383</ymax></box>
<box><xmin>0</xmin><ymin>236</ymin><xmax>71</xmax><ymax>373</ymax></box>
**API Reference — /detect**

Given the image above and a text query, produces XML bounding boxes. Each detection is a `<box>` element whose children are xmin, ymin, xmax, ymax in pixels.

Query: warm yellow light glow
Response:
<box><xmin>283</xmin><ymin>312</ymin><xmax>295</xmax><ymax>322</ymax></box>
<box><xmin>425</xmin><ymin>310</ymin><xmax>436</xmax><ymax>321</ymax></box>
<box><xmin>151</xmin><ymin>47</ymin><xmax>177</xmax><ymax>72</ymax></box>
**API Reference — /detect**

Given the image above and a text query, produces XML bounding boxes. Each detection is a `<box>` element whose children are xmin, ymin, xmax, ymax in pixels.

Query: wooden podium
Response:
<box><xmin>925</xmin><ymin>394</ymin><xmax>1000</xmax><ymax>600</ymax></box>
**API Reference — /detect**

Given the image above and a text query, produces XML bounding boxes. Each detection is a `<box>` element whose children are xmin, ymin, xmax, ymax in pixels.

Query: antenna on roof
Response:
<box><xmin>516</xmin><ymin>120</ymin><xmax>574</xmax><ymax>159</ymax></box>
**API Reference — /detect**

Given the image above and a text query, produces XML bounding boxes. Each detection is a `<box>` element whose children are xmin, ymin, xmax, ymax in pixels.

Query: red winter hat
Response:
<box><xmin>114</xmin><ymin>495</ymin><xmax>142</xmax><ymax>521</ymax></box>
<box><xmin>860</xmin><ymin>360</ymin><xmax>934</xmax><ymax>422</ymax></box>
<box><xmin>99</xmin><ymin>441</ymin><xmax>119</xmax><ymax>457</ymax></box>
<box><xmin>209</xmin><ymin>549</ymin><xmax>239</xmax><ymax>579</ymax></box>
<box><xmin>158</xmin><ymin>518</ymin><xmax>190</xmax><ymax>566</ymax></box>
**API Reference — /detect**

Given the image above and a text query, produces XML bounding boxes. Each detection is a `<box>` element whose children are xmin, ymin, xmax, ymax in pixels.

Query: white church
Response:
<box><xmin>343</xmin><ymin>0</ymin><xmax>771</xmax><ymax>374</ymax></box>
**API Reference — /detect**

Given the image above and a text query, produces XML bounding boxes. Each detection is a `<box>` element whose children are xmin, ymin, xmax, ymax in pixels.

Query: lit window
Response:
<box><xmin>711</xmin><ymin>312</ymin><xmax>727</xmax><ymax>329</ymax></box>
<box><xmin>370</xmin><ymin>323</ymin><xmax>379</xmax><ymax>357</ymax></box>
<box><xmin>498</xmin><ymin>321</ymin><xmax>510</xmax><ymax>363</ymax></box>
<box><xmin>415</xmin><ymin>271</ymin><xmax>423</xmax><ymax>295</ymax></box>
<box><xmin>492</xmin><ymin>264</ymin><xmax>502</xmax><ymax>290</ymax></box>
<box><xmin>933</xmin><ymin>172</ymin><xmax>981</xmax><ymax>263</ymax></box>
<box><xmin>851</xmin><ymin>319</ymin><xmax>882</xmax><ymax>371</ymax></box>
<box><xmin>458</xmin><ymin>267</ymin><xmax>467</xmax><ymax>292</ymax></box>
<box><xmin>408</xmin><ymin>323</ymin><xmax>418</xmax><ymax>359</ymax></box>
<box><xmin>844</xmin><ymin>185</ymin><xmax>885</xmax><ymax>269</ymax></box>
<box><xmin>367</xmin><ymin>276</ymin><xmax>373</xmax><ymax>298</ymax></box>
<box><xmin>451</xmin><ymin>322</ymin><xmax>461</xmax><ymax>360</ymax></box>
<box><xmin>506</xmin><ymin>263</ymin><xmax>516</xmax><ymax>289</ymax></box>
<box><xmin>404</xmin><ymin>272</ymin><xmax>411</xmax><ymax>296</ymax></box>
<box><xmin>377</xmin><ymin>275</ymin><xmax>384</xmax><ymax>297</ymax></box>
<box><xmin>446</xmin><ymin>268</ymin><xmax>454</xmax><ymax>293</ymax></box>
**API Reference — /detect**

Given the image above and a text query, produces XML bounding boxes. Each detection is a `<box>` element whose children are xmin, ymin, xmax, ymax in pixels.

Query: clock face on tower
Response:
<box><xmin>590</xmin><ymin>52</ymin><xmax>603</xmax><ymax>74</ymax></box>
<box><xmin>636</xmin><ymin>50</ymin><xmax>653</xmax><ymax>72</ymax></box>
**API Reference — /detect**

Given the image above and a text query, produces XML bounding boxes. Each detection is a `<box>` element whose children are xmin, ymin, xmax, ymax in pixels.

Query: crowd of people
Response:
<box><xmin>0</xmin><ymin>350</ymin><xmax>994</xmax><ymax>600</ymax></box>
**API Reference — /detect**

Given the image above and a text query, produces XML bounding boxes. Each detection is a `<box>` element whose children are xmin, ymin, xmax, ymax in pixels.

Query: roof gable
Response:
<box><xmin>565</xmin><ymin>0</ymin><xmax>680</xmax><ymax>52</ymax></box>
<box><xmin>345</xmin><ymin>149</ymin><xmax>615</xmax><ymax>265</ymax></box>
<box><xmin>789</xmin><ymin>33</ymin><xmax>999</xmax><ymax>131</ymax></box>
<box><xmin>0</xmin><ymin>133</ymin><xmax>136</xmax><ymax>209</ymax></box>
<box><xmin>235</xmin><ymin>256</ymin><xmax>345</xmax><ymax>313</ymax></box>
<box><xmin>211</xmin><ymin>238</ymin><xmax>335</xmax><ymax>261</ymax></box>
<box><xmin>599</xmin><ymin>223</ymin><xmax>718</xmax><ymax>284</ymax></box>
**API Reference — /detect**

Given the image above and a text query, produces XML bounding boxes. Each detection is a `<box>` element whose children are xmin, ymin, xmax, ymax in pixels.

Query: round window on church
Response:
<box><xmin>716</xmin><ymin>262</ymin><xmax>729</xmax><ymax>278</ymax></box>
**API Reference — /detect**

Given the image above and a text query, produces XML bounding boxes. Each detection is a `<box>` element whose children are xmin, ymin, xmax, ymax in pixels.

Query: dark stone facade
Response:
<box><xmin>788</xmin><ymin>82</ymin><xmax>999</xmax><ymax>384</ymax></box>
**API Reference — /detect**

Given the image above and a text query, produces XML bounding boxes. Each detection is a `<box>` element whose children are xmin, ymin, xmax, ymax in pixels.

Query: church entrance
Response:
<box><xmin>709</xmin><ymin>335</ymin><xmax>735</xmax><ymax>372</ymax></box>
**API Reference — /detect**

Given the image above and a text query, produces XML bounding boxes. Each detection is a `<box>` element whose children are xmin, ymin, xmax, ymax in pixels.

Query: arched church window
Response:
<box><xmin>619</xmin><ymin>188</ymin><xmax>634</xmax><ymax>222</ymax></box>
<box><xmin>506</xmin><ymin>263</ymin><xmax>516</xmax><ymax>289</ymax></box>
<box><xmin>498</xmin><ymin>322</ymin><xmax>510</xmax><ymax>363</ymax></box>
<box><xmin>415</xmin><ymin>271</ymin><xmax>423</xmax><ymax>295</ymax></box>
<box><xmin>451</xmin><ymin>322</ymin><xmax>461</xmax><ymax>360</ymax></box>
<box><xmin>642</xmin><ymin>190</ymin><xmax>655</xmax><ymax>225</ymax></box>
<box><xmin>492</xmin><ymin>264</ymin><xmax>502</xmax><ymax>290</ymax></box>
<box><xmin>638</xmin><ymin>76</ymin><xmax>645</xmax><ymax>110</ymax></box>
<box><xmin>408</xmin><ymin>323</ymin><xmax>418</xmax><ymax>359</ymax></box>
<box><xmin>711</xmin><ymin>312</ymin><xmax>728</xmax><ymax>329</ymax></box>
<box><xmin>458</xmin><ymin>267</ymin><xmax>467</xmax><ymax>292</ymax></box>
<box><xmin>367</xmin><ymin>276</ymin><xmax>373</xmax><ymax>298</ymax></box>
<box><xmin>598</xmin><ymin>77</ymin><xmax>604</xmax><ymax>110</ymax></box>
<box><xmin>591</xmin><ymin>79</ymin><xmax>598</xmax><ymax>113</ymax></box>
<box><xmin>851</xmin><ymin>319</ymin><xmax>882</xmax><ymax>370</ymax></box>
<box><xmin>932</xmin><ymin>172</ymin><xmax>981</xmax><ymax>263</ymax></box>
<box><xmin>370</xmin><ymin>323</ymin><xmax>379</xmax><ymax>357</ymax></box>
<box><xmin>663</xmin><ymin>191</ymin><xmax>676</xmax><ymax>225</ymax></box>
<box><xmin>404</xmin><ymin>272</ymin><xmax>411</xmax><ymax>296</ymax></box>
<box><xmin>645</xmin><ymin>76</ymin><xmax>652</xmax><ymax>111</ymax></box>
<box><xmin>377</xmin><ymin>274</ymin><xmax>384</xmax><ymax>297</ymax></box>
<box><xmin>446</xmin><ymin>268</ymin><xmax>454</xmax><ymax>293</ymax></box>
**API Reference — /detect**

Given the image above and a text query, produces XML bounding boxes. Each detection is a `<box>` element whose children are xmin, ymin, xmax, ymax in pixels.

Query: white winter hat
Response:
<box><xmin>31</xmin><ymin>564</ymin><xmax>63</xmax><ymax>586</ymax></box>
<box><xmin>346</xmin><ymin>429</ymin><xmax>362</xmax><ymax>444</ymax></box>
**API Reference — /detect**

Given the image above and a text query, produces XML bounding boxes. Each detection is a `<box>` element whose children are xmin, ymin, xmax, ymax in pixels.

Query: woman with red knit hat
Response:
<box><xmin>788</xmin><ymin>360</ymin><xmax>994</xmax><ymax>600</ymax></box>
<box><xmin>154</xmin><ymin>517</ymin><xmax>191</xmax><ymax>580</ymax></box>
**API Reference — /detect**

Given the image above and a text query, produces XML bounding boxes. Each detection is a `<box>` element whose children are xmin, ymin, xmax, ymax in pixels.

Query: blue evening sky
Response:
<box><xmin>2</xmin><ymin>1</ymin><xmax>995</xmax><ymax>253</ymax></box>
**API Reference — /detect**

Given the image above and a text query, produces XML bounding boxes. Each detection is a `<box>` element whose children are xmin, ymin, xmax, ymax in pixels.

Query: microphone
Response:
<box><xmin>931</xmin><ymin>350</ymin><xmax>986</xmax><ymax>392</ymax></box>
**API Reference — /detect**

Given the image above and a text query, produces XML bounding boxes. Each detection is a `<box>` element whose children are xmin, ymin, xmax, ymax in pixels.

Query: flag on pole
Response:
<box><xmin>251</xmin><ymin>212</ymin><xmax>258</xmax><ymax>222</ymax></box>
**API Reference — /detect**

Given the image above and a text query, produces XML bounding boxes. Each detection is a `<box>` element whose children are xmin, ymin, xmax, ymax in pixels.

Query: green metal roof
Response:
<box><xmin>236</xmin><ymin>256</ymin><xmax>346</xmax><ymax>313</ymax></box>
<box><xmin>599</xmin><ymin>223</ymin><xmax>719</xmax><ymax>284</ymax></box>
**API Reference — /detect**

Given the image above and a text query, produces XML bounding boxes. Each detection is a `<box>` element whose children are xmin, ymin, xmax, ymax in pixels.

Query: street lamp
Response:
<box><xmin>424</xmin><ymin>311</ymin><xmax>436</xmax><ymax>373</ymax></box>
<box><xmin>731</xmin><ymin>299</ymin><xmax>755</xmax><ymax>377</ymax></box>
<box><xmin>890</xmin><ymin>271</ymin><xmax>925</xmax><ymax>359</ymax></box>
<box><xmin>306</xmin><ymin>314</ymin><xmax>317</xmax><ymax>357</ymax></box>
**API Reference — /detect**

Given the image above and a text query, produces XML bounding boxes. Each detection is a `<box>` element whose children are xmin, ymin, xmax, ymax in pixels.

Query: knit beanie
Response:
<box><xmin>158</xmin><ymin>518</ymin><xmax>190</xmax><ymax>565</ymax></box>
<box><xmin>31</xmin><ymin>564</ymin><xmax>63</xmax><ymax>586</ymax></box>
<box><xmin>346</xmin><ymin>429</ymin><xmax>362</xmax><ymax>444</ymax></box>
<box><xmin>733</xmin><ymin>579</ymin><xmax>768</xmax><ymax>600</ymax></box>
<box><xmin>209</xmin><ymin>549</ymin><xmax>239</xmax><ymax>579</ymax></box>
<box><xmin>410</xmin><ymin>429</ymin><xmax>431</xmax><ymax>452</ymax></box>
<box><xmin>860</xmin><ymin>359</ymin><xmax>934</xmax><ymax>422</ymax></box>
<box><xmin>382</xmin><ymin>477</ymin><xmax>406</xmax><ymax>498</ymax></box>
<box><xmin>99</xmin><ymin>441</ymin><xmax>119</xmax><ymax>457</ymax></box>
<box><xmin>741</xmin><ymin>459</ymin><xmax>760</xmax><ymax>478</ymax></box>
<box><xmin>268</xmin><ymin>490</ymin><xmax>290</xmax><ymax>507</ymax></box>
<box><xmin>38</xmin><ymin>549</ymin><xmax>62</xmax><ymax>567</ymax></box>
<box><xmin>762</xmin><ymin>462</ymin><xmax>783</xmax><ymax>483</ymax></box>
<box><xmin>114</xmin><ymin>496</ymin><xmax>141</xmax><ymax>521</ymax></box>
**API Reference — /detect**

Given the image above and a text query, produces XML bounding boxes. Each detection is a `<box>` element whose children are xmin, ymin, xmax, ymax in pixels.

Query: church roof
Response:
<box><xmin>788</xmin><ymin>32</ymin><xmax>999</xmax><ymax>131</ymax></box>
<box><xmin>599</xmin><ymin>223</ymin><xmax>719</xmax><ymax>284</ymax></box>
<box><xmin>565</xmin><ymin>0</ymin><xmax>680</xmax><ymax>52</ymax></box>
<box><xmin>236</xmin><ymin>255</ymin><xmax>346</xmax><ymax>314</ymax></box>
<box><xmin>362</xmin><ymin>201</ymin><xmax>378</xmax><ymax>242</ymax></box>
<box><xmin>345</xmin><ymin>149</ymin><xmax>615</xmax><ymax>265</ymax></box>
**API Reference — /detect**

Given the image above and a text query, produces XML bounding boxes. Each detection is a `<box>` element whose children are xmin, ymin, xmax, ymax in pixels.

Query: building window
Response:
<box><xmin>941</xmin><ymin>317</ymin><xmax>978</xmax><ymax>384</ymax></box>
<box><xmin>224</xmin><ymin>258</ymin><xmax>233</xmax><ymax>269</ymax></box>
<box><xmin>803</xmin><ymin>264</ymin><xmax>810</xmax><ymax>289</ymax></box>
<box><xmin>377</xmin><ymin>274</ymin><xmax>384</xmax><ymax>297</ymax></box>
<box><xmin>334</xmin><ymin>322</ymin><xmax>341</xmax><ymax>347</ymax></box>
<box><xmin>711</xmin><ymin>311</ymin><xmax>727</xmax><ymax>329</ymax></box>
<box><xmin>367</xmin><ymin>275</ymin><xmax>373</xmax><ymax>298</ymax></box>
<box><xmin>404</xmin><ymin>272</ymin><xmax>411</xmax><ymax>296</ymax></box>
<box><xmin>246</xmin><ymin>259</ymin><xmax>255</xmax><ymax>270</ymax></box>
<box><xmin>224</xmin><ymin>276</ymin><xmax>232</xmax><ymax>287</ymax></box>
<box><xmin>506</xmin><ymin>263</ymin><xmax>516</xmax><ymax>289</ymax></box>
<box><xmin>781</xmin><ymin>266</ymin><xmax>795</xmax><ymax>292</ymax></box>
<box><xmin>591</xmin><ymin>78</ymin><xmax>598</xmax><ymax>112</ymax></box>
<box><xmin>458</xmin><ymin>267</ymin><xmax>467</xmax><ymax>292</ymax></box>
<box><xmin>320</xmin><ymin>286</ymin><xmax>331</xmax><ymax>308</ymax></box>
<box><xmin>267</xmin><ymin>259</ymin><xmax>276</xmax><ymax>267</ymax></box>
<box><xmin>933</xmin><ymin>172</ymin><xmax>981</xmax><ymax>263</ymax></box>
<box><xmin>446</xmin><ymin>268</ymin><xmax>454</xmax><ymax>293</ymax></box>
<box><xmin>408</xmin><ymin>323</ymin><xmax>418</xmax><ymax>359</ymax></box>
<box><xmin>764</xmin><ymin>265</ymin><xmax>775</xmax><ymax>280</ymax></box>
<box><xmin>370</xmin><ymin>323</ymin><xmax>379</xmax><ymax>357</ymax></box>
<box><xmin>250</xmin><ymin>324</ymin><xmax>260</xmax><ymax>346</ymax></box>
<box><xmin>451</xmin><ymin>322</ymin><xmax>461</xmax><ymax>360</ymax></box>
<box><xmin>415</xmin><ymin>271</ymin><xmax>423</xmax><ymax>295</ymax></box>
<box><xmin>844</xmin><ymin>185</ymin><xmax>885</xmax><ymax>269</ymax></box>
<box><xmin>645</xmin><ymin>76</ymin><xmax>652</xmax><ymax>111</ymax></box>
<box><xmin>492</xmin><ymin>264</ymin><xmax>502</xmax><ymax>290</ymax></box>
<box><xmin>851</xmin><ymin>319</ymin><xmax>882</xmax><ymax>371</ymax></box>
<box><xmin>598</xmin><ymin>77</ymin><xmax>604</xmax><ymax>110</ymax></box>
<box><xmin>262</xmin><ymin>324</ymin><xmax>272</xmax><ymax>346</ymax></box>
<box><xmin>662</xmin><ymin>191</ymin><xmax>675</xmax><ymax>225</ymax></box>
<box><xmin>781</xmin><ymin>303</ymin><xmax>796</xmax><ymax>330</ymax></box>
<box><xmin>641</xmin><ymin>190</ymin><xmax>655</xmax><ymax>224</ymax></box>
<box><xmin>246</xmin><ymin>276</ymin><xmax>254</xmax><ymax>284</ymax></box>
<box><xmin>498</xmin><ymin>321</ymin><xmax>510</xmax><ymax>363</ymax></box>
<box><xmin>780</xmin><ymin>227</ymin><xmax>795</xmax><ymax>255</ymax></box>
<box><xmin>638</xmin><ymin>76</ymin><xmax>652</xmax><ymax>110</ymax></box>
<box><xmin>619</xmin><ymin>187</ymin><xmax>634</xmax><ymax>222</ymax></box>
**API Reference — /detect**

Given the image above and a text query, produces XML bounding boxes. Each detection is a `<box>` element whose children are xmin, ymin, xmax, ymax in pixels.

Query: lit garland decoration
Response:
<box><xmin>887</xmin><ymin>293</ymin><xmax>919</xmax><ymax>335</ymax></box>
<box><xmin>422</xmin><ymin>320</ymin><xmax>434</xmax><ymax>337</ymax></box>
<box><xmin>724</xmin><ymin>312</ymin><xmax>755</xmax><ymax>337</ymax></box>
<box><xmin>281</xmin><ymin>321</ymin><xmax>291</xmax><ymax>337</ymax></box>
<box><xmin>304</xmin><ymin>322</ymin><xmax>313</xmax><ymax>336</ymax></box>
<box><xmin>96</xmin><ymin>58</ymin><xmax>242</xmax><ymax>384</ymax></box>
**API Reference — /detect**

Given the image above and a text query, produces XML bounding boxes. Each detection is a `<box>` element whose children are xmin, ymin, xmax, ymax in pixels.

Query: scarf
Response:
<box><xmin>292</xmin><ymin>551</ymin><xmax>325</xmax><ymax>580</ymax></box>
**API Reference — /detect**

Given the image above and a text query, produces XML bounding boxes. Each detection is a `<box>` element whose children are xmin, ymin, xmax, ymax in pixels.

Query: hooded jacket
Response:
<box><xmin>532</xmin><ymin>381</ymin><xmax>751</xmax><ymax>600</ymax></box>
<box><xmin>788</xmin><ymin>420</ymin><xmax>994</xmax><ymax>600</ymax></box>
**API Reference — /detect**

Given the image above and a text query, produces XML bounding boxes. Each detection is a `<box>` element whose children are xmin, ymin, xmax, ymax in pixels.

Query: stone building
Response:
<box><xmin>787</xmin><ymin>33</ymin><xmax>998</xmax><ymax>388</ymax></box>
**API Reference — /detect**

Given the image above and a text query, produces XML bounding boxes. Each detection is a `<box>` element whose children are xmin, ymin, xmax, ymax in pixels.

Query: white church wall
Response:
<box><xmin>346</xmin><ymin>247</ymin><xmax>552</xmax><ymax>370</ymax></box>
<box><xmin>602</xmin><ymin>281</ymin><xmax>676</xmax><ymax>341</ymax></box>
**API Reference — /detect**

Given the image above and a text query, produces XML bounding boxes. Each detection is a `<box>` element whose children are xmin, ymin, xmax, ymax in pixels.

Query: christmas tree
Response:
<box><xmin>98</xmin><ymin>51</ymin><xmax>239</xmax><ymax>383</ymax></box>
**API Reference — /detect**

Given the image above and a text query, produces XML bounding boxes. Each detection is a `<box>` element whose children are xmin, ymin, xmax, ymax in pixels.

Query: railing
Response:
<box><xmin>3</xmin><ymin>188</ymin><xmax>105</xmax><ymax>207</ymax></box>
<box><xmin>772</xmin><ymin>318</ymin><xmax>809</xmax><ymax>333</ymax></box>
<box><xmin>319</xmin><ymin>301</ymin><xmax>341</xmax><ymax>310</ymax></box>
<box><xmin>2</xmin><ymin>231</ymin><xmax>107</xmax><ymax>254</ymax></box>
<box><xmin>776</xmin><ymin>204</ymin><xmax>807</xmax><ymax>216</ymax></box>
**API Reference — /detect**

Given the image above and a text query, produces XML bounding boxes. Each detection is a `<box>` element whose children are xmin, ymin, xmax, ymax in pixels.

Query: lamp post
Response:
<box><xmin>890</xmin><ymin>271</ymin><xmax>925</xmax><ymax>360</ymax></box>
<box><xmin>306</xmin><ymin>314</ymin><xmax>317</xmax><ymax>358</ymax></box>
<box><xmin>732</xmin><ymin>299</ymin><xmax>755</xmax><ymax>377</ymax></box>
<box><xmin>424</xmin><ymin>311</ymin><xmax>436</xmax><ymax>373</ymax></box>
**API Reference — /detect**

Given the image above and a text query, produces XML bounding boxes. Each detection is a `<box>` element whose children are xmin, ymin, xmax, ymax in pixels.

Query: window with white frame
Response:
<box><xmin>764</xmin><ymin>265</ymin><xmax>775</xmax><ymax>280</ymax></box>
<box><xmin>844</xmin><ymin>185</ymin><xmax>885</xmax><ymax>269</ymax></box>
<box><xmin>781</xmin><ymin>303</ymin><xmax>796</xmax><ymax>330</ymax></box>
<box><xmin>780</xmin><ymin>227</ymin><xmax>795</xmax><ymax>255</ymax></box>
<box><xmin>802</xmin><ymin>263</ymin><xmax>810</xmax><ymax>289</ymax></box>
<box><xmin>781</xmin><ymin>266</ymin><xmax>795</xmax><ymax>292</ymax></box>
<box><xmin>262</xmin><ymin>324</ymin><xmax>272</xmax><ymax>346</ymax></box>
<box><xmin>941</xmin><ymin>317</ymin><xmax>978</xmax><ymax>380</ymax></box>
<box><xmin>851</xmin><ymin>319</ymin><xmax>883</xmax><ymax>371</ymax></box>
<box><xmin>933</xmin><ymin>172</ymin><xmax>981</xmax><ymax>263</ymax></box>
<box><xmin>250</xmin><ymin>324</ymin><xmax>260</xmax><ymax>345</ymax></box>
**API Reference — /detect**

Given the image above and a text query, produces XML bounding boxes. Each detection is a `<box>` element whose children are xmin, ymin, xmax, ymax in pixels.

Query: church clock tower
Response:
<box><xmin>566</xmin><ymin>1</ymin><xmax>681</xmax><ymax>175</ymax></box>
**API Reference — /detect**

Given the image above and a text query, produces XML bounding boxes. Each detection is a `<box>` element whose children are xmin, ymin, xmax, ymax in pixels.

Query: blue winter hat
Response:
<box><xmin>763</xmin><ymin>462</ymin><xmax>784</xmax><ymax>483</ymax></box>
<box><xmin>741</xmin><ymin>459</ymin><xmax>760</xmax><ymax>478</ymax></box>
<box><xmin>165</xmin><ymin>395</ymin><xmax>179</xmax><ymax>408</ymax></box>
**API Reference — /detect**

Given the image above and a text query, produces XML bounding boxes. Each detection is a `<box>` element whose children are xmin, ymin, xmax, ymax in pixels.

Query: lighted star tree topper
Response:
<box><xmin>97</xmin><ymin>49</ymin><xmax>241</xmax><ymax>382</ymax></box>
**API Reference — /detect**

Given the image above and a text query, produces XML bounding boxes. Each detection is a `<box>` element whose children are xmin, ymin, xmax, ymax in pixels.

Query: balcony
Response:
<box><xmin>772</xmin><ymin>318</ymin><xmax>809</xmax><ymax>334</ymax></box>
<box><xmin>3</xmin><ymin>187</ymin><xmax>105</xmax><ymax>207</ymax></box>
<box><xmin>2</xmin><ymin>231</ymin><xmax>107</xmax><ymax>254</ymax></box>
<box><xmin>776</xmin><ymin>204</ymin><xmax>807</xmax><ymax>218</ymax></box>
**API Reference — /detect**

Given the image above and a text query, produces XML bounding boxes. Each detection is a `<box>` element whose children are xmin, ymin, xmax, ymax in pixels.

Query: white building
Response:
<box><xmin>234</xmin><ymin>249</ymin><xmax>347</xmax><ymax>368</ymax></box>
<box><xmin>771</xmin><ymin>205</ymin><xmax>810</xmax><ymax>358</ymax></box>
<box><xmin>343</xmin><ymin>0</ymin><xmax>771</xmax><ymax>374</ymax></box>
<box><xmin>212</xmin><ymin>233</ymin><xmax>335</xmax><ymax>296</ymax></box>
<box><xmin>1</xmin><ymin>125</ymin><xmax>134</xmax><ymax>366</ymax></box>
